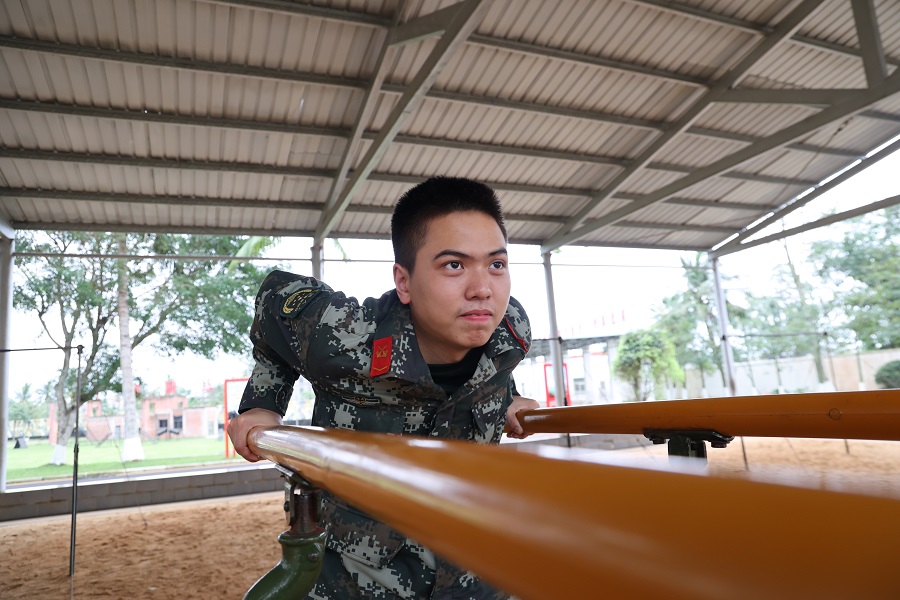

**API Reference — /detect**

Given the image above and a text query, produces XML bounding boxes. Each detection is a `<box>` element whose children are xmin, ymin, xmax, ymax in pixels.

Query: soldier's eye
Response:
<box><xmin>445</xmin><ymin>261</ymin><xmax>462</xmax><ymax>270</ymax></box>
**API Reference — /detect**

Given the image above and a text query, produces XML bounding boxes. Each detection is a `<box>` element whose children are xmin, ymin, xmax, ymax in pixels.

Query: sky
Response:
<box><xmin>5</xmin><ymin>139</ymin><xmax>900</xmax><ymax>400</ymax></box>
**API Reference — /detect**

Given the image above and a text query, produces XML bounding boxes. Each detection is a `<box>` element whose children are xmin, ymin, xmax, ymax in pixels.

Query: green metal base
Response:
<box><xmin>243</xmin><ymin>529</ymin><xmax>327</xmax><ymax>600</ymax></box>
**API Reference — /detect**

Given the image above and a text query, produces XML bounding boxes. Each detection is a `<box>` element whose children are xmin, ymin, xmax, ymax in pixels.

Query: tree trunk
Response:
<box><xmin>782</xmin><ymin>241</ymin><xmax>827</xmax><ymax>383</ymax></box>
<box><xmin>118</xmin><ymin>235</ymin><xmax>144</xmax><ymax>461</ymax></box>
<box><xmin>50</xmin><ymin>401</ymin><xmax>76</xmax><ymax>465</ymax></box>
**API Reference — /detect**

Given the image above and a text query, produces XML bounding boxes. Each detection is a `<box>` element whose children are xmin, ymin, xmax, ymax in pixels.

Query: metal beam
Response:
<box><xmin>687</xmin><ymin>126</ymin><xmax>866</xmax><ymax>158</ymax></box>
<box><xmin>388</xmin><ymin>3</ymin><xmax>459</xmax><ymax>46</ymax></box>
<box><xmin>367</xmin><ymin>173</ymin><xmax>592</xmax><ymax>197</ymax></box>
<box><xmin>851</xmin><ymin>0</ymin><xmax>888</xmax><ymax>87</ymax></box>
<box><xmin>718</xmin><ymin>88</ymin><xmax>855</xmax><ymax>106</ymax></box>
<box><xmin>662</xmin><ymin>197</ymin><xmax>769</xmax><ymax>212</ymax></box>
<box><xmin>714</xmin><ymin>192</ymin><xmax>900</xmax><ymax>257</ymax></box>
<box><xmin>545</xmin><ymin>45</ymin><xmax>900</xmax><ymax>253</ymax></box>
<box><xmin>0</xmin><ymin>36</ymin><xmax>368</xmax><ymax>90</ymax></box>
<box><xmin>722</xmin><ymin>172</ymin><xmax>819</xmax><ymax>187</ymax></box>
<box><xmin>0</xmin><ymin>98</ymin><xmax>344</xmax><ymax>139</ymax></box>
<box><xmin>468</xmin><ymin>33</ymin><xmax>708</xmax><ymax>87</ymax></box>
<box><xmin>713</xmin><ymin>134</ymin><xmax>900</xmax><ymax>255</ymax></box>
<box><xmin>0</xmin><ymin>214</ymin><xmax>14</xmax><ymax>240</ymax></box>
<box><xmin>612</xmin><ymin>220</ymin><xmax>738</xmax><ymax>234</ymax></box>
<box><xmin>315</xmin><ymin>0</ymin><xmax>490</xmax><ymax>241</ymax></box>
<box><xmin>414</xmin><ymin>88</ymin><xmax>664</xmax><ymax>131</ymax></box>
<box><xmin>0</xmin><ymin>148</ymin><xmax>334</xmax><ymax>179</ymax></box>
<box><xmin>0</xmin><ymin>188</ymin><xmax>562</xmax><ymax>223</ymax></box>
<box><xmin>542</xmin><ymin>0</ymin><xmax>827</xmax><ymax>253</ymax></box>
<box><xmin>0</xmin><ymin>189</ymin><xmax>324</xmax><ymax>211</ymax></box>
<box><xmin>631</xmin><ymin>0</ymin><xmax>900</xmax><ymax>71</ymax></box>
<box><xmin>207</xmin><ymin>0</ymin><xmax>390</xmax><ymax>27</ymax></box>
<box><xmin>646</xmin><ymin>162</ymin><xmax>820</xmax><ymax>186</ymax></box>
<box><xmin>0</xmin><ymin>99</ymin><xmax>628</xmax><ymax>167</ymax></box>
<box><xmin>394</xmin><ymin>135</ymin><xmax>629</xmax><ymax>167</ymax></box>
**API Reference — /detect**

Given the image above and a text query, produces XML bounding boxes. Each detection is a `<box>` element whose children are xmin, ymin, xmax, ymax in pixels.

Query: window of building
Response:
<box><xmin>158</xmin><ymin>418</ymin><xmax>168</xmax><ymax>429</ymax></box>
<box><xmin>173</xmin><ymin>415</ymin><xmax>183</xmax><ymax>430</ymax></box>
<box><xmin>574</xmin><ymin>378</ymin><xmax>586</xmax><ymax>392</ymax></box>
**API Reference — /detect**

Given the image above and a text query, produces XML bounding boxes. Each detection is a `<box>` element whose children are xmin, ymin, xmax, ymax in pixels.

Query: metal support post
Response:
<box><xmin>711</xmin><ymin>255</ymin><xmax>737</xmax><ymax>396</ymax></box>
<box><xmin>244</xmin><ymin>468</ymin><xmax>327</xmax><ymax>600</ymax></box>
<box><xmin>311</xmin><ymin>241</ymin><xmax>323</xmax><ymax>281</ymax></box>
<box><xmin>542</xmin><ymin>252</ymin><xmax>567</xmax><ymax>408</ymax></box>
<box><xmin>0</xmin><ymin>232</ymin><xmax>13</xmax><ymax>492</ymax></box>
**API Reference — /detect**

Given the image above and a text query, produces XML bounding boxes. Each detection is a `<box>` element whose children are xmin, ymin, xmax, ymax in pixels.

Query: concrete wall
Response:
<box><xmin>0</xmin><ymin>462</ymin><xmax>283</xmax><ymax>522</ymax></box>
<box><xmin>682</xmin><ymin>348</ymin><xmax>900</xmax><ymax>398</ymax></box>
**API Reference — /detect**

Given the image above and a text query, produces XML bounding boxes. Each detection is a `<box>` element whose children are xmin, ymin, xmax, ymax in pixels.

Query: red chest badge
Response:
<box><xmin>370</xmin><ymin>336</ymin><xmax>392</xmax><ymax>377</ymax></box>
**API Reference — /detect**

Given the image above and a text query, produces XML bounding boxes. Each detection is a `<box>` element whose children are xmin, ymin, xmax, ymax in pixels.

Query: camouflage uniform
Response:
<box><xmin>239</xmin><ymin>270</ymin><xmax>532</xmax><ymax>600</ymax></box>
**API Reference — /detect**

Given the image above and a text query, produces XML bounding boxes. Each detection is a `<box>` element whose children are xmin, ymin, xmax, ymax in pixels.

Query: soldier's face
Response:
<box><xmin>393</xmin><ymin>211</ymin><xmax>511</xmax><ymax>364</ymax></box>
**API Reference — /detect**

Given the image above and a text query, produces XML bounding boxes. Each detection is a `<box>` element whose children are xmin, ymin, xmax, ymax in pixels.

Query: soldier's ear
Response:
<box><xmin>393</xmin><ymin>264</ymin><xmax>412</xmax><ymax>304</ymax></box>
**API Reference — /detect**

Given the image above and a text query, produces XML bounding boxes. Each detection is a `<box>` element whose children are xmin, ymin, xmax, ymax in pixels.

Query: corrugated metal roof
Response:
<box><xmin>1</xmin><ymin>0</ymin><xmax>899</xmax><ymax>257</ymax></box>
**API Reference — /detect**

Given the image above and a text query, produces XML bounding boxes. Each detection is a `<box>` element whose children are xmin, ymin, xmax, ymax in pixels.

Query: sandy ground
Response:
<box><xmin>1</xmin><ymin>437</ymin><xmax>898</xmax><ymax>599</ymax></box>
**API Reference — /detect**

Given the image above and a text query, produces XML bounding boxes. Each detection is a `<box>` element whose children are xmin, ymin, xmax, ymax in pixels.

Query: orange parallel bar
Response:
<box><xmin>248</xmin><ymin>425</ymin><xmax>900</xmax><ymax>600</ymax></box>
<box><xmin>519</xmin><ymin>389</ymin><xmax>900</xmax><ymax>440</ymax></box>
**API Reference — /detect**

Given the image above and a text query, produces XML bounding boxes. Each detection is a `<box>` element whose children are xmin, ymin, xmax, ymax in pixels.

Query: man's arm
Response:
<box><xmin>227</xmin><ymin>407</ymin><xmax>283</xmax><ymax>462</ymax></box>
<box><xmin>504</xmin><ymin>395</ymin><xmax>540</xmax><ymax>439</ymax></box>
<box><xmin>229</xmin><ymin>271</ymin><xmax>329</xmax><ymax>462</ymax></box>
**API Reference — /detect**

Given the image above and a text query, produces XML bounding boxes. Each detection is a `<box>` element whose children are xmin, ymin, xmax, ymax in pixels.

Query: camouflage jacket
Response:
<box><xmin>239</xmin><ymin>270</ymin><xmax>531</xmax><ymax>598</ymax></box>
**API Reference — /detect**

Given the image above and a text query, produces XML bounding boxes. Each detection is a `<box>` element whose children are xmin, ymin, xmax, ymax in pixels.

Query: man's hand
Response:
<box><xmin>504</xmin><ymin>395</ymin><xmax>540</xmax><ymax>439</ymax></box>
<box><xmin>227</xmin><ymin>408</ymin><xmax>283</xmax><ymax>462</ymax></box>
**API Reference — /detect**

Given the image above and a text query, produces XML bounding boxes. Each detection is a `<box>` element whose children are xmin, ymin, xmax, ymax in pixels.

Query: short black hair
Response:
<box><xmin>391</xmin><ymin>177</ymin><xmax>507</xmax><ymax>272</ymax></box>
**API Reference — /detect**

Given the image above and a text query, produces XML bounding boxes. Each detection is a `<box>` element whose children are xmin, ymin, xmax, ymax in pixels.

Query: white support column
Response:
<box><xmin>542</xmin><ymin>252</ymin><xmax>567</xmax><ymax>407</ymax></box>
<box><xmin>606</xmin><ymin>338</ymin><xmax>618</xmax><ymax>403</ymax></box>
<box><xmin>0</xmin><ymin>227</ymin><xmax>15</xmax><ymax>492</ymax></box>
<box><xmin>311</xmin><ymin>240</ymin><xmax>324</xmax><ymax>281</ymax></box>
<box><xmin>711</xmin><ymin>255</ymin><xmax>737</xmax><ymax>396</ymax></box>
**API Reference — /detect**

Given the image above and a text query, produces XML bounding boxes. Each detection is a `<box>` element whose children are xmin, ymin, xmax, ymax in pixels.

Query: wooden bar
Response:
<box><xmin>249</xmin><ymin>425</ymin><xmax>900</xmax><ymax>600</ymax></box>
<box><xmin>519</xmin><ymin>390</ymin><xmax>900</xmax><ymax>441</ymax></box>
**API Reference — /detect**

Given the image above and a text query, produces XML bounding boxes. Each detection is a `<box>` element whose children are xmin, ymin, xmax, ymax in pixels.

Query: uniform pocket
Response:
<box><xmin>322</xmin><ymin>499</ymin><xmax>406</xmax><ymax>569</ymax></box>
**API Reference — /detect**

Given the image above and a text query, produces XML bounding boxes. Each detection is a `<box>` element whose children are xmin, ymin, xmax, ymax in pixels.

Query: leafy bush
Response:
<box><xmin>875</xmin><ymin>360</ymin><xmax>900</xmax><ymax>389</ymax></box>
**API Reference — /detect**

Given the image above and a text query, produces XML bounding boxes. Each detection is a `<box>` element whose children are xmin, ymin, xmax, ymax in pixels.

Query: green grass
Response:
<box><xmin>6</xmin><ymin>436</ymin><xmax>244</xmax><ymax>482</ymax></box>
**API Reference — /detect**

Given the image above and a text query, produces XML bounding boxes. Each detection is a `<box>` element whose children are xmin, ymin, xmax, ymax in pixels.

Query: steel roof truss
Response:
<box><xmin>712</xmin><ymin>134</ymin><xmax>900</xmax><ymax>255</ymax></box>
<box><xmin>718</xmin><ymin>88</ymin><xmax>856</xmax><ymax>107</ymax></box>
<box><xmin>851</xmin><ymin>0</ymin><xmax>888</xmax><ymax>87</ymax></box>
<box><xmin>714</xmin><ymin>192</ymin><xmax>900</xmax><ymax>257</ymax></box>
<box><xmin>542</xmin><ymin>0</ymin><xmax>827</xmax><ymax>252</ymax></box>
<box><xmin>314</xmin><ymin>0</ymin><xmax>490</xmax><ymax>241</ymax></box>
<box><xmin>0</xmin><ymin>188</ymin><xmax>565</xmax><ymax>224</ymax></box>
<box><xmin>545</xmin><ymin>66</ymin><xmax>900</xmax><ymax>252</ymax></box>
<box><xmin>0</xmin><ymin>99</ymin><xmax>870</xmax><ymax>168</ymax></box>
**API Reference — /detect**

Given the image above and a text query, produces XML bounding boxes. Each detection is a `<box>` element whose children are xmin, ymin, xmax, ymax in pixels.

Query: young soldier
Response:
<box><xmin>228</xmin><ymin>176</ymin><xmax>537</xmax><ymax>599</ymax></box>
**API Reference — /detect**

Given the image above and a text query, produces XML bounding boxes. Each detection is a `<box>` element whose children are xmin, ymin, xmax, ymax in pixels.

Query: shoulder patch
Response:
<box><xmin>280</xmin><ymin>288</ymin><xmax>323</xmax><ymax>318</ymax></box>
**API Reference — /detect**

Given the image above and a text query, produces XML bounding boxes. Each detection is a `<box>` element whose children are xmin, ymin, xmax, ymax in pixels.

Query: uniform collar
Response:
<box><xmin>370</xmin><ymin>290</ymin><xmax>527</xmax><ymax>383</ymax></box>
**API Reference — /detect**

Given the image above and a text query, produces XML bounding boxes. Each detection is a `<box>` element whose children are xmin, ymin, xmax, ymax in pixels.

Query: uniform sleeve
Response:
<box><xmin>238</xmin><ymin>270</ymin><xmax>333</xmax><ymax>416</ymax></box>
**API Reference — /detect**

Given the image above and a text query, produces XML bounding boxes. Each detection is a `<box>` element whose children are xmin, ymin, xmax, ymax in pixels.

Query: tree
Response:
<box><xmin>13</xmin><ymin>232</ymin><xmax>271</xmax><ymax>464</ymax></box>
<box><xmin>730</xmin><ymin>240</ymin><xmax>836</xmax><ymax>388</ymax></box>
<box><xmin>9</xmin><ymin>383</ymin><xmax>46</xmax><ymax>437</ymax></box>
<box><xmin>655</xmin><ymin>254</ymin><xmax>742</xmax><ymax>389</ymax></box>
<box><xmin>116</xmin><ymin>233</ymin><xmax>143</xmax><ymax>461</ymax></box>
<box><xmin>613</xmin><ymin>328</ymin><xmax>683</xmax><ymax>402</ymax></box>
<box><xmin>875</xmin><ymin>360</ymin><xmax>900</xmax><ymax>389</ymax></box>
<box><xmin>809</xmin><ymin>206</ymin><xmax>900</xmax><ymax>350</ymax></box>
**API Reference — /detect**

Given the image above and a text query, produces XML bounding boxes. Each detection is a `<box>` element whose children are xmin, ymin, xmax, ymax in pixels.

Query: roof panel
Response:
<box><xmin>1</xmin><ymin>0</ymin><xmax>899</xmax><ymax>251</ymax></box>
